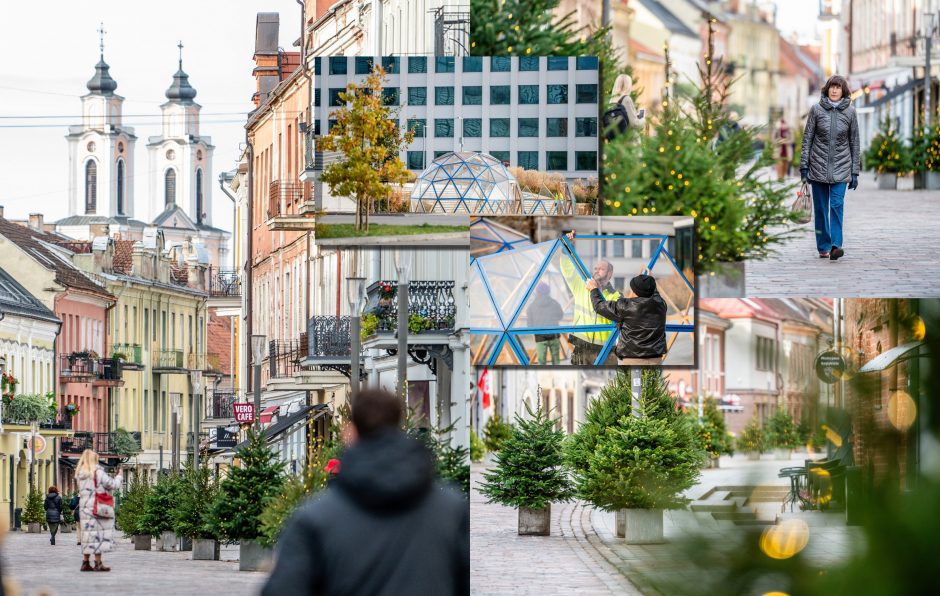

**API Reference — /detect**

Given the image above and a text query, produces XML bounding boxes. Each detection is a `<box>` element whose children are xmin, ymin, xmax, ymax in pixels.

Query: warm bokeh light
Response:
<box><xmin>761</xmin><ymin>593</ymin><xmax>791</xmax><ymax>596</ymax></box>
<box><xmin>821</xmin><ymin>424</ymin><xmax>844</xmax><ymax>448</ymax></box>
<box><xmin>760</xmin><ymin>519</ymin><xmax>810</xmax><ymax>560</ymax></box>
<box><xmin>810</xmin><ymin>467</ymin><xmax>833</xmax><ymax>505</ymax></box>
<box><xmin>910</xmin><ymin>315</ymin><xmax>926</xmax><ymax>341</ymax></box>
<box><xmin>887</xmin><ymin>390</ymin><xmax>917</xmax><ymax>431</ymax></box>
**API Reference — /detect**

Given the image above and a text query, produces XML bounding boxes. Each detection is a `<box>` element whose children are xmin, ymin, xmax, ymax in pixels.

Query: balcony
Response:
<box><xmin>112</xmin><ymin>343</ymin><xmax>144</xmax><ymax>370</ymax></box>
<box><xmin>267</xmin><ymin>180</ymin><xmax>316</xmax><ymax>231</ymax></box>
<box><xmin>363</xmin><ymin>280</ymin><xmax>457</xmax><ymax>335</ymax></box>
<box><xmin>268</xmin><ymin>338</ymin><xmax>307</xmax><ymax>380</ymax></box>
<box><xmin>306</xmin><ymin>316</ymin><xmax>351</xmax><ymax>363</ymax></box>
<box><xmin>206</xmin><ymin>391</ymin><xmax>236</xmax><ymax>419</ymax></box>
<box><xmin>59</xmin><ymin>352</ymin><xmax>96</xmax><ymax>381</ymax></box>
<box><xmin>93</xmin><ymin>357</ymin><xmax>124</xmax><ymax>387</ymax></box>
<box><xmin>153</xmin><ymin>350</ymin><xmax>186</xmax><ymax>373</ymax></box>
<box><xmin>61</xmin><ymin>431</ymin><xmax>139</xmax><ymax>456</ymax></box>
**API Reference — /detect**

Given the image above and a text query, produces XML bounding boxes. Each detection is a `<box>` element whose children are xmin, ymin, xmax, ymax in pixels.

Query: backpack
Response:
<box><xmin>603</xmin><ymin>101</ymin><xmax>630</xmax><ymax>141</ymax></box>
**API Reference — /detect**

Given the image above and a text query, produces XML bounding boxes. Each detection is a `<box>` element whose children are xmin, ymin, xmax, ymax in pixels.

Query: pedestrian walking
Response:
<box><xmin>773</xmin><ymin>118</ymin><xmax>795</xmax><ymax>180</ymax></box>
<box><xmin>68</xmin><ymin>490</ymin><xmax>81</xmax><ymax>545</ymax></box>
<box><xmin>43</xmin><ymin>486</ymin><xmax>64</xmax><ymax>546</ymax></box>
<box><xmin>587</xmin><ymin>273</ymin><xmax>667</xmax><ymax>364</ymax></box>
<box><xmin>262</xmin><ymin>387</ymin><xmax>469</xmax><ymax>596</ymax></box>
<box><xmin>603</xmin><ymin>74</ymin><xmax>645</xmax><ymax>140</ymax></box>
<box><xmin>526</xmin><ymin>282</ymin><xmax>564</xmax><ymax>365</ymax></box>
<box><xmin>800</xmin><ymin>75</ymin><xmax>860</xmax><ymax>261</ymax></box>
<box><xmin>76</xmin><ymin>449</ymin><xmax>121</xmax><ymax>572</ymax></box>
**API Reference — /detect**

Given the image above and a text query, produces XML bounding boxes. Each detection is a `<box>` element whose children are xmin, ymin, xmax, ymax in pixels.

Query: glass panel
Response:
<box><xmin>407</xmin><ymin>118</ymin><xmax>426</xmax><ymax>138</ymax></box>
<box><xmin>462</xmin><ymin>86</ymin><xmax>482</xmax><ymax>105</ymax></box>
<box><xmin>576</xmin><ymin>117</ymin><xmax>597</xmax><ymax>137</ymax></box>
<box><xmin>463</xmin><ymin>118</ymin><xmax>482</xmax><ymax>137</ymax></box>
<box><xmin>463</xmin><ymin>56</ymin><xmax>483</xmax><ymax>72</ymax></box>
<box><xmin>546</xmin><ymin>151</ymin><xmax>568</xmax><ymax>170</ymax></box>
<box><xmin>329</xmin><ymin>56</ymin><xmax>347</xmax><ymax>75</ymax></box>
<box><xmin>314</xmin><ymin>88</ymin><xmax>321</xmax><ymax>107</ymax></box>
<box><xmin>435</xmin><ymin>119</ymin><xmax>454</xmax><ymax>137</ymax></box>
<box><xmin>518</xmin><ymin>118</ymin><xmax>539</xmax><ymax>137</ymax></box>
<box><xmin>382</xmin><ymin>87</ymin><xmax>399</xmax><ymax>106</ymax></box>
<box><xmin>518</xmin><ymin>56</ymin><xmax>539</xmax><ymax>71</ymax></box>
<box><xmin>408</xmin><ymin>56</ymin><xmax>427</xmax><ymax>73</ymax></box>
<box><xmin>518</xmin><ymin>151</ymin><xmax>539</xmax><ymax>170</ymax></box>
<box><xmin>490</xmin><ymin>85</ymin><xmax>511</xmax><ymax>104</ymax></box>
<box><xmin>547</xmin><ymin>118</ymin><xmax>568</xmax><ymax>137</ymax></box>
<box><xmin>407</xmin><ymin>151</ymin><xmax>425</xmax><ymax>170</ymax></box>
<box><xmin>518</xmin><ymin>85</ymin><xmax>539</xmax><ymax>104</ymax></box>
<box><xmin>329</xmin><ymin>88</ymin><xmax>345</xmax><ymax>106</ymax></box>
<box><xmin>355</xmin><ymin>56</ymin><xmax>373</xmax><ymax>74</ymax></box>
<box><xmin>490</xmin><ymin>56</ymin><xmax>511</xmax><ymax>72</ymax></box>
<box><xmin>547</xmin><ymin>84</ymin><xmax>568</xmax><ymax>104</ymax></box>
<box><xmin>408</xmin><ymin>87</ymin><xmax>427</xmax><ymax>106</ymax></box>
<box><xmin>435</xmin><ymin>56</ymin><xmax>455</xmax><ymax>73</ymax></box>
<box><xmin>435</xmin><ymin>86</ymin><xmax>455</xmax><ymax>105</ymax></box>
<box><xmin>576</xmin><ymin>56</ymin><xmax>599</xmax><ymax>70</ymax></box>
<box><xmin>576</xmin><ymin>151</ymin><xmax>597</xmax><ymax>171</ymax></box>
<box><xmin>490</xmin><ymin>150</ymin><xmax>509</xmax><ymax>163</ymax></box>
<box><xmin>381</xmin><ymin>56</ymin><xmax>399</xmax><ymax>74</ymax></box>
<box><xmin>490</xmin><ymin>118</ymin><xmax>510</xmax><ymax>137</ymax></box>
<box><xmin>576</xmin><ymin>84</ymin><xmax>598</xmax><ymax>104</ymax></box>
<box><xmin>547</xmin><ymin>56</ymin><xmax>569</xmax><ymax>70</ymax></box>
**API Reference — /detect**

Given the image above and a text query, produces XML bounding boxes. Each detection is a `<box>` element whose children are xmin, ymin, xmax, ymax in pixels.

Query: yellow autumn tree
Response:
<box><xmin>318</xmin><ymin>66</ymin><xmax>414</xmax><ymax>232</ymax></box>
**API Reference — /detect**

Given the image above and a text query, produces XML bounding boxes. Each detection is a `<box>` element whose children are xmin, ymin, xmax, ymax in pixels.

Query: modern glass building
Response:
<box><xmin>311</xmin><ymin>55</ymin><xmax>600</xmax><ymax>180</ymax></box>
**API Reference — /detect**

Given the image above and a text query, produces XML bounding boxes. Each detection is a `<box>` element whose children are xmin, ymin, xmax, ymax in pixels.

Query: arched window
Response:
<box><xmin>116</xmin><ymin>159</ymin><xmax>125</xmax><ymax>215</ymax></box>
<box><xmin>84</xmin><ymin>160</ymin><xmax>97</xmax><ymax>213</ymax></box>
<box><xmin>165</xmin><ymin>169</ymin><xmax>176</xmax><ymax>206</ymax></box>
<box><xmin>195</xmin><ymin>168</ymin><xmax>204</xmax><ymax>224</ymax></box>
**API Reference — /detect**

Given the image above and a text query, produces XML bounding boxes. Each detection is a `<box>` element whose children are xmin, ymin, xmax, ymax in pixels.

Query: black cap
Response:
<box><xmin>630</xmin><ymin>274</ymin><xmax>656</xmax><ymax>298</ymax></box>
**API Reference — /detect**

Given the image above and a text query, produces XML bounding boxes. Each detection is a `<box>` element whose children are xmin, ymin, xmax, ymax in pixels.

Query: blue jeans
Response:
<box><xmin>810</xmin><ymin>182</ymin><xmax>846</xmax><ymax>253</ymax></box>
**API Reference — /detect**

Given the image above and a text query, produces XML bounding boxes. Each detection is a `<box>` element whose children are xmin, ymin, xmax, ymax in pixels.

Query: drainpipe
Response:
<box><xmin>246</xmin><ymin>135</ymin><xmax>255</xmax><ymax>402</ymax></box>
<box><xmin>296</xmin><ymin>0</ymin><xmax>314</xmax><ymax>384</ymax></box>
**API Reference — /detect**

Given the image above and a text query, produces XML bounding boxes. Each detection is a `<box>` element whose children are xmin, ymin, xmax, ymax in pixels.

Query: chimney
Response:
<box><xmin>253</xmin><ymin>13</ymin><xmax>281</xmax><ymax>108</ymax></box>
<box><xmin>28</xmin><ymin>213</ymin><xmax>43</xmax><ymax>231</ymax></box>
<box><xmin>0</xmin><ymin>205</ymin><xmax>4</xmax><ymax>219</ymax></box>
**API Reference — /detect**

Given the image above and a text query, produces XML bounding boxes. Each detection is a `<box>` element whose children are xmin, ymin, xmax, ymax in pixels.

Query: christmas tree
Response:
<box><xmin>482</xmin><ymin>414</ymin><xmax>513</xmax><ymax>453</ymax></box>
<box><xmin>172</xmin><ymin>462</ymin><xmax>218</xmax><ymax>540</ymax></box>
<box><xmin>207</xmin><ymin>428</ymin><xmax>286</xmax><ymax>542</ymax></box>
<box><xmin>470</xmin><ymin>0</ymin><xmax>596</xmax><ymax>57</ymax></box>
<box><xmin>117</xmin><ymin>473</ymin><xmax>151</xmax><ymax>537</ymax></box>
<box><xmin>602</xmin><ymin>18</ymin><xmax>797</xmax><ymax>270</ymax></box>
<box><xmin>567</xmin><ymin>369</ymin><xmax>702</xmax><ymax>511</ymax></box>
<box><xmin>864</xmin><ymin>119</ymin><xmax>912</xmax><ymax>174</ymax></box>
<box><xmin>141</xmin><ymin>472</ymin><xmax>184</xmax><ymax>536</ymax></box>
<box><xmin>692</xmin><ymin>397</ymin><xmax>734</xmax><ymax>459</ymax></box>
<box><xmin>766</xmin><ymin>408</ymin><xmax>801</xmax><ymax>451</ymax></box>
<box><xmin>22</xmin><ymin>488</ymin><xmax>45</xmax><ymax>527</ymax></box>
<box><xmin>736</xmin><ymin>416</ymin><xmax>766</xmax><ymax>454</ymax></box>
<box><xmin>479</xmin><ymin>403</ymin><xmax>573</xmax><ymax>510</ymax></box>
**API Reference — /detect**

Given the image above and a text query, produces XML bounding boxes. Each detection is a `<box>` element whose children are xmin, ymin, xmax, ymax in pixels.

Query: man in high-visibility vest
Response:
<box><xmin>560</xmin><ymin>231</ymin><xmax>620</xmax><ymax>365</ymax></box>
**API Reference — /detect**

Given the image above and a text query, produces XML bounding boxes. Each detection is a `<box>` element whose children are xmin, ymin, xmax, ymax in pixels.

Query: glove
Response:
<box><xmin>848</xmin><ymin>175</ymin><xmax>858</xmax><ymax>190</ymax></box>
<box><xmin>800</xmin><ymin>168</ymin><xmax>808</xmax><ymax>182</ymax></box>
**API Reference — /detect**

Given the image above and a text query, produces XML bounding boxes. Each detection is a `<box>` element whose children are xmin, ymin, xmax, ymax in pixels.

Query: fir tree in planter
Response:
<box><xmin>864</xmin><ymin>119</ymin><xmax>912</xmax><ymax>188</ymax></box>
<box><xmin>141</xmin><ymin>472</ymin><xmax>184</xmax><ymax>550</ymax></box>
<box><xmin>206</xmin><ymin>427</ymin><xmax>285</xmax><ymax>571</ymax></box>
<box><xmin>482</xmin><ymin>414</ymin><xmax>513</xmax><ymax>453</ymax></box>
<box><xmin>22</xmin><ymin>488</ymin><xmax>45</xmax><ymax>532</ymax></box>
<box><xmin>766</xmin><ymin>408</ymin><xmax>801</xmax><ymax>459</ymax></box>
<box><xmin>692</xmin><ymin>398</ymin><xmax>734</xmax><ymax>466</ymax></box>
<box><xmin>258</xmin><ymin>444</ymin><xmax>336</xmax><ymax>548</ymax></box>
<box><xmin>117</xmin><ymin>474</ymin><xmax>152</xmax><ymax>549</ymax></box>
<box><xmin>567</xmin><ymin>370</ymin><xmax>703</xmax><ymax>543</ymax></box>
<box><xmin>172</xmin><ymin>463</ymin><xmax>220</xmax><ymax>559</ymax></box>
<box><xmin>479</xmin><ymin>404</ymin><xmax>573</xmax><ymax>535</ymax></box>
<box><xmin>737</xmin><ymin>416</ymin><xmax>766</xmax><ymax>460</ymax></box>
<box><xmin>470</xmin><ymin>430</ymin><xmax>485</xmax><ymax>463</ymax></box>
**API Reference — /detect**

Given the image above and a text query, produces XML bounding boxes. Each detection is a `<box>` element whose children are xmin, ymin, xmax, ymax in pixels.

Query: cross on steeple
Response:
<box><xmin>98</xmin><ymin>22</ymin><xmax>106</xmax><ymax>58</ymax></box>
<box><xmin>177</xmin><ymin>40</ymin><xmax>184</xmax><ymax>69</ymax></box>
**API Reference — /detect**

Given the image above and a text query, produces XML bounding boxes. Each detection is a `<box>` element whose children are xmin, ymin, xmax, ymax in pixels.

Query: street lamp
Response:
<box><xmin>190</xmin><ymin>370</ymin><xmax>203</xmax><ymax>471</ymax></box>
<box><xmin>395</xmin><ymin>250</ymin><xmax>412</xmax><ymax>402</ymax></box>
<box><xmin>346</xmin><ymin>276</ymin><xmax>365</xmax><ymax>400</ymax></box>
<box><xmin>251</xmin><ymin>334</ymin><xmax>267</xmax><ymax>430</ymax></box>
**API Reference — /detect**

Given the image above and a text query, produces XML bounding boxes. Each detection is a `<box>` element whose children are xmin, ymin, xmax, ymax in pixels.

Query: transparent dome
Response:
<box><xmin>410</xmin><ymin>152</ymin><xmax>521</xmax><ymax>214</ymax></box>
<box><xmin>470</xmin><ymin>217</ymin><xmax>532</xmax><ymax>258</ymax></box>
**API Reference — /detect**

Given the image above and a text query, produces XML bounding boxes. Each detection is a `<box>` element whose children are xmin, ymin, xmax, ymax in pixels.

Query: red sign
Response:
<box><xmin>233</xmin><ymin>403</ymin><xmax>255</xmax><ymax>424</ymax></box>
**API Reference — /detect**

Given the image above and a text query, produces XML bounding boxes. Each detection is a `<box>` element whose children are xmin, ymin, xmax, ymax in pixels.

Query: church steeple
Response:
<box><xmin>86</xmin><ymin>23</ymin><xmax>118</xmax><ymax>95</ymax></box>
<box><xmin>165</xmin><ymin>41</ymin><xmax>197</xmax><ymax>103</ymax></box>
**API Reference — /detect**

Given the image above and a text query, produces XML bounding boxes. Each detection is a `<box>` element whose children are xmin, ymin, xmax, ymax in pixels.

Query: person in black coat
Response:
<box><xmin>43</xmin><ymin>486</ymin><xmax>64</xmax><ymax>546</ymax></box>
<box><xmin>262</xmin><ymin>388</ymin><xmax>469</xmax><ymax>596</ymax></box>
<box><xmin>586</xmin><ymin>273</ymin><xmax>667</xmax><ymax>361</ymax></box>
<box><xmin>68</xmin><ymin>490</ymin><xmax>81</xmax><ymax>545</ymax></box>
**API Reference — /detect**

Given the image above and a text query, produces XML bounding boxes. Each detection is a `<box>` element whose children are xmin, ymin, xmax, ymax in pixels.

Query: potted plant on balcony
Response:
<box><xmin>479</xmin><ymin>404</ymin><xmax>573</xmax><ymax>535</ymax></box>
<box><xmin>142</xmin><ymin>472</ymin><xmax>184</xmax><ymax>551</ymax></box>
<box><xmin>737</xmin><ymin>416</ymin><xmax>766</xmax><ymax>460</ymax></box>
<box><xmin>64</xmin><ymin>403</ymin><xmax>80</xmax><ymax>418</ymax></box>
<box><xmin>1</xmin><ymin>372</ymin><xmax>17</xmax><ymax>401</ymax></box>
<box><xmin>766</xmin><ymin>408</ymin><xmax>801</xmax><ymax>460</ymax></box>
<box><xmin>23</xmin><ymin>488</ymin><xmax>45</xmax><ymax>533</ymax></box>
<box><xmin>206</xmin><ymin>427</ymin><xmax>285</xmax><ymax>571</ymax></box>
<box><xmin>172</xmin><ymin>462</ymin><xmax>221</xmax><ymax>560</ymax></box>
<box><xmin>118</xmin><ymin>474</ymin><xmax>153</xmax><ymax>550</ymax></box>
<box><xmin>566</xmin><ymin>370</ymin><xmax>703</xmax><ymax>544</ymax></box>
<box><xmin>2</xmin><ymin>393</ymin><xmax>55</xmax><ymax>425</ymax></box>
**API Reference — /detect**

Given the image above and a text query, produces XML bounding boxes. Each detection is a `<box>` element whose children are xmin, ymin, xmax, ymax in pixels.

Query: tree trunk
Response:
<box><xmin>355</xmin><ymin>193</ymin><xmax>364</xmax><ymax>232</ymax></box>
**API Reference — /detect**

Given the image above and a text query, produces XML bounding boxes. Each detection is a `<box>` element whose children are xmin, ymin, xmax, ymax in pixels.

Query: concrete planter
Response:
<box><xmin>623</xmin><ymin>508</ymin><xmax>665</xmax><ymax>544</ymax></box>
<box><xmin>27</xmin><ymin>523</ymin><xmax>41</xmax><ymax>533</ymax></box>
<box><xmin>896</xmin><ymin>173</ymin><xmax>915</xmax><ymax>191</ymax></box>
<box><xmin>926</xmin><ymin>171</ymin><xmax>940</xmax><ymax>190</ymax></box>
<box><xmin>698</xmin><ymin>261</ymin><xmax>745</xmax><ymax>298</ymax></box>
<box><xmin>746</xmin><ymin>451</ymin><xmax>762</xmax><ymax>461</ymax></box>
<box><xmin>133</xmin><ymin>535</ymin><xmax>152</xmax><ymax>550</ymax></box>
<box><xmin>192</xmin><ymin>538</ymin><xmax>220</xmax><ymax>561</ymax></box>
<box><xmin>774</xmin><ymin>448</ymin><xmax>793</xmax><ymax>461</ymax></box>
<box><xmin>517</xmin><ymin>505</ymin><xmax>551</xmax><ymax>536</ymax></box>
<box><xmin>708</xmin><ymin>456</ymin><xmax>721</xmax><ymax>468</ymax></box>
<box><xmin>876</xmin><ymin>172</ymin><xmax>897</xmax><ymax>190</ymax></box>
<box><xmin>60</xmin><ymin>523</ymin><xmax>73</xmax><ymax>533</ymax></box>
<box><xmin>239</xmin><ymin>539</ymin><xmax>273</xmax><ymax>572</ymax></box>
<box><xmin>160</xmin><ymin>531</ymin><xmax>178</xmax><ymax>551</ymax></box>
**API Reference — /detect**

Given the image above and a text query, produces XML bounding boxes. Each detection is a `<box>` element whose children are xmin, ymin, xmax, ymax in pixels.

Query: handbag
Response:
<box><xmin>92</xmin><ymin>471</ymin><xmax>115</xmax><ymax>519</ymax></box>
<box><xmin>791</xmin><ymin>182</ymin><xmax>812</xmax><ymax>225</ymax></box>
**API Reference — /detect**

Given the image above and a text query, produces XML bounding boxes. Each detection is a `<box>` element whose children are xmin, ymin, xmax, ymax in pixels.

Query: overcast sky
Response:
<box><xmin>0</xmin><ymin>0</ymin><xmax>301</xmax><ymax>231</ymax></box>
<box><xmin>772</xmin><ymin>0</ymin><xmax>823</xmax><ymax>41</ymax></box>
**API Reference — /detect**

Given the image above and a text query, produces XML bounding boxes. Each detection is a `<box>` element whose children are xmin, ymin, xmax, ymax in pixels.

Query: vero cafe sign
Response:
<box><xmin>233</xmin><ymin>403</ymin><xmax>256</xmax><ymax>424</ymax></box>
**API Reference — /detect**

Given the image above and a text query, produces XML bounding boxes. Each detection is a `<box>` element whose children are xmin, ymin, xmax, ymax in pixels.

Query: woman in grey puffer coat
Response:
<box><xmin>799</xmin><ymin>75</ymin><xmax>860</xmax><ymax>261</ymax></box>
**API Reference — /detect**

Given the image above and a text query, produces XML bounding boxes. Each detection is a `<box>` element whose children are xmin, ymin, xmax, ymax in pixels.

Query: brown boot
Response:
<box><xmin>80</xmin><ymin>561</ymin><xmax>93</xmax><ymax>572</ymax></box>
<box><xmin>94</xmin><ymin>562</ymin><xmax>111</xmax><ymax>572</ymax></box>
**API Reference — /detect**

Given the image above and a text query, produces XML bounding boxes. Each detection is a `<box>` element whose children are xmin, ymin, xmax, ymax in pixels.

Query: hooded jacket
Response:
<box><xmin>590</xmin><ymin>288</ymin><xmax>667</xmax><ymax>359</ymax></box>
<box><xmin>800</xmin><ymin>94</ymin><xmax>860</xmax><ymax>184</ymax></box>
<box><xmin>526</xmin><ymin>292</ymin><xmax>565</xmax><ymax>341</ymax></box>
<box><xmin>44</xmin><ymin>492</ymin><xmax>63</xmax><ymax>524</ymax></box>
<box><xmin>262</xmin><ymin>431</ymin><xmax>469</xmax><ymax>596</ymax></box>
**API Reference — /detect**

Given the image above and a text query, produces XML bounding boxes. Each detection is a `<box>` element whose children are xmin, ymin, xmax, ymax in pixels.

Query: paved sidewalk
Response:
<box><xmin>744</xmin><ymin>172</ymin><xmax>940</xmax><ymax>297</ymax></box>
<box><xmin>0</xmin><ymin>531</ymin><xmax>266</xmax><ymax>596</ymax></box>
<box><xmin>470</xmin><ymin>463</ymin><xmax>640</xmax><ymax>595</ymax></box>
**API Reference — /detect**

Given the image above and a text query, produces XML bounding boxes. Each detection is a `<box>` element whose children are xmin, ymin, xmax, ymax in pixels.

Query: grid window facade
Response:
<box><xmin>490</xmin><ymin>118</ymin><xmax>510</xmax><ymax>137</ymax></box>
<box><xmin>407</xmin><ymin>151</ymin><xmax>425</xmax><ymax>170</ymax></box>
<box><xmin>408</xmin><ymin>87</ymin><xmax>427</xmax><ymax>105</ymax></box>
<box><xmin>490</xmin><ymin>85</ymin><xmax>511</xmax><ymax>105</ymax></box>
<box><xmin>547</xmin><ymin>118</ymin><xmax>568</xmax><ymax>137</ymax></box>
<box><xmin>435</xmin><ymin>118</ymin><xmax>454</xmax><ymax>137</ymax></box>
<box><xmin>491</xmin><ymin>57</ymin><xmax>511</xmax><ymax>72</ymax></box>
<box><xmin>547</xmin><ymin>85</ymin><xmax>568</xmax><ymax>104</ymax></box>
<box><xmin>518</xmin><ymin>118</ymin><xmax>539</xmax><ymax>137</ymax></box>
<box><xmin>435</xmin><ymin>86</ymin><xmax>455</xmax><ymax>105</ymax></box>
<box><xmin>518</xmin><ymin>151</ymin><xmax>539</xmax><ymax>170</ymax></box>
<box><xmin>463</xmin><ymin>56</ymin><xmax>483</xmax><ymax>72</ymax></box>
<box><xmin>463</xmin><ymin>118</ymin><xmax>482</xmax><ymax>137</ymax></box>
<box><xmin>462</xmin><ymin>86</ymin><xmax>482</xmax><ymax>105</ymax></box>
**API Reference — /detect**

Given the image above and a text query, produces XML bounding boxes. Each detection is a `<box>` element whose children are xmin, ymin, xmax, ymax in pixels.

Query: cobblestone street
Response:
<box><xmin>743</xmin><ymin>172</ymin><xmax>940</xmax><ymax>297</ymax></box>
<box><xmin>1</xmin><ymin>532</ymin><xmax>266</xmax><ymax>596</ymax></box>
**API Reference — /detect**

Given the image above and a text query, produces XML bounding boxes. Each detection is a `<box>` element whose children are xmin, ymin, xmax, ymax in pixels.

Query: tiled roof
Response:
<box><xmin>207</xmin><ymin>315</ymin><xmax>233</xmax><ymax>375</ymax></box>
<box><xmin>169</xmin><ymin>262</ymin><xmax>189</xmax><ymax>285</ymax></box>
<box><xmin>112</xmin><ymin>240</ymin><xmax>136</xmax><ymax>275</ymax></box>
<box><xmin>0</xmin><ymin>218</ymin><xmax>113</xmax><ymax>299</ymax></box>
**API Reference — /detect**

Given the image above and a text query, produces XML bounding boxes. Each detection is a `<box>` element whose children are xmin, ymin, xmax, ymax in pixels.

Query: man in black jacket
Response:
<box><xmin>586</xmin><ymin>273</ymin><xmax>667</xmax><ymax>361</ymax></box>
<box><xmin>262</xmin><ymin>388</ymin><xmax>469</xmax><ymax>596</ymax></box>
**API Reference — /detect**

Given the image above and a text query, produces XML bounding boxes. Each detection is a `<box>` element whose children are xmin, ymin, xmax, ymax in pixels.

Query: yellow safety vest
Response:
<box><xmin>560</xmin><ymin>259</ymin><xmax>621</xmax><ymax>345</ymax></box>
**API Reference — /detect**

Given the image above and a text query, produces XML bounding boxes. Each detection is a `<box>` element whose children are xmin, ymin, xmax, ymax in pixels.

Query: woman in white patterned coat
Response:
<box><xmin>76</xmin><ymin>449</ymin><xmax>122</xmax><ymax>572</ymax></box>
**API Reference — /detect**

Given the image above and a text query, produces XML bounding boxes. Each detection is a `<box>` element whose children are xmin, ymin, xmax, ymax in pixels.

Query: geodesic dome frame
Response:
<box><xmin>469</xmin><ymin>234</ymin><xmax>695</xmax><ymax>366</ymax></box>
<box><xmin>470</xmin><ymin>217</ymin><xmax>533</xmax><ymax>258</ymax></box>
<box><xmin>410</xmin><ymin>152</ymin><xmax>521</xmax><ymax>214</ymax></box>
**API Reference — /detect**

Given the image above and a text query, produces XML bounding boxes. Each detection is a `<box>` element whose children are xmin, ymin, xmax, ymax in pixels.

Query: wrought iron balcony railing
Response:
<box><xmin>97</xmin><ymin>357</ymin><xmax>122</xmax><ymax>381</ymax></box>
<box><xmin>112</xmin><ymin>343</ymin><xmax>143</xmax><ymax>366</ymax></box>
<box><xmin>268</xmin><ymin>338</ymin><xmax>308</xmax><ymax>379</ymax></box>
<box><xmin>363</xmin><ymin>281</ymin><xmax>457</xmax><ymax>334</ymax></box>
<box><xmin>61</xmin><ymin>432</ymin><xmax>129</xmax><ymax>454</ymax></box>
<box><xmin>268</xmin><ymin>180</ymin><xmax>310</xmax><ymax>219</ymax></box>
<box><xmin>153</xmin><ymin>350</ymin><xmax>185</xmax><ymax>369</ymax></box>
<box><xmin>307</xmin><ymin>316</ymin><xmax>351</xmax><ymax>359</ymax></box>
<box><xmin>207</xmin><ymin>391</ymin><xmax>236</xmax><ymax>419</ymax></box>
<box><xmin>59</xmin><ymin>352</ymin><xmax>96</xmax><ymax>379</ymax></box>
<box><xmin>208</xmin><ymin>267</ymin><xmax>241</xmax><ymax>298</ymax></box>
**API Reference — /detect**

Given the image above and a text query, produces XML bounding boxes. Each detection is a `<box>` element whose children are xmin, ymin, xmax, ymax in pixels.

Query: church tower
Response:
<box><xmin>65</xmin><ymin>26</ymin><xmax>137</xmax><ymax>220</ymax></box>
<box><xmin>147</xmin><ymin>43</ymin><xmax>215</xmax><ymax>228</ymax></box>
